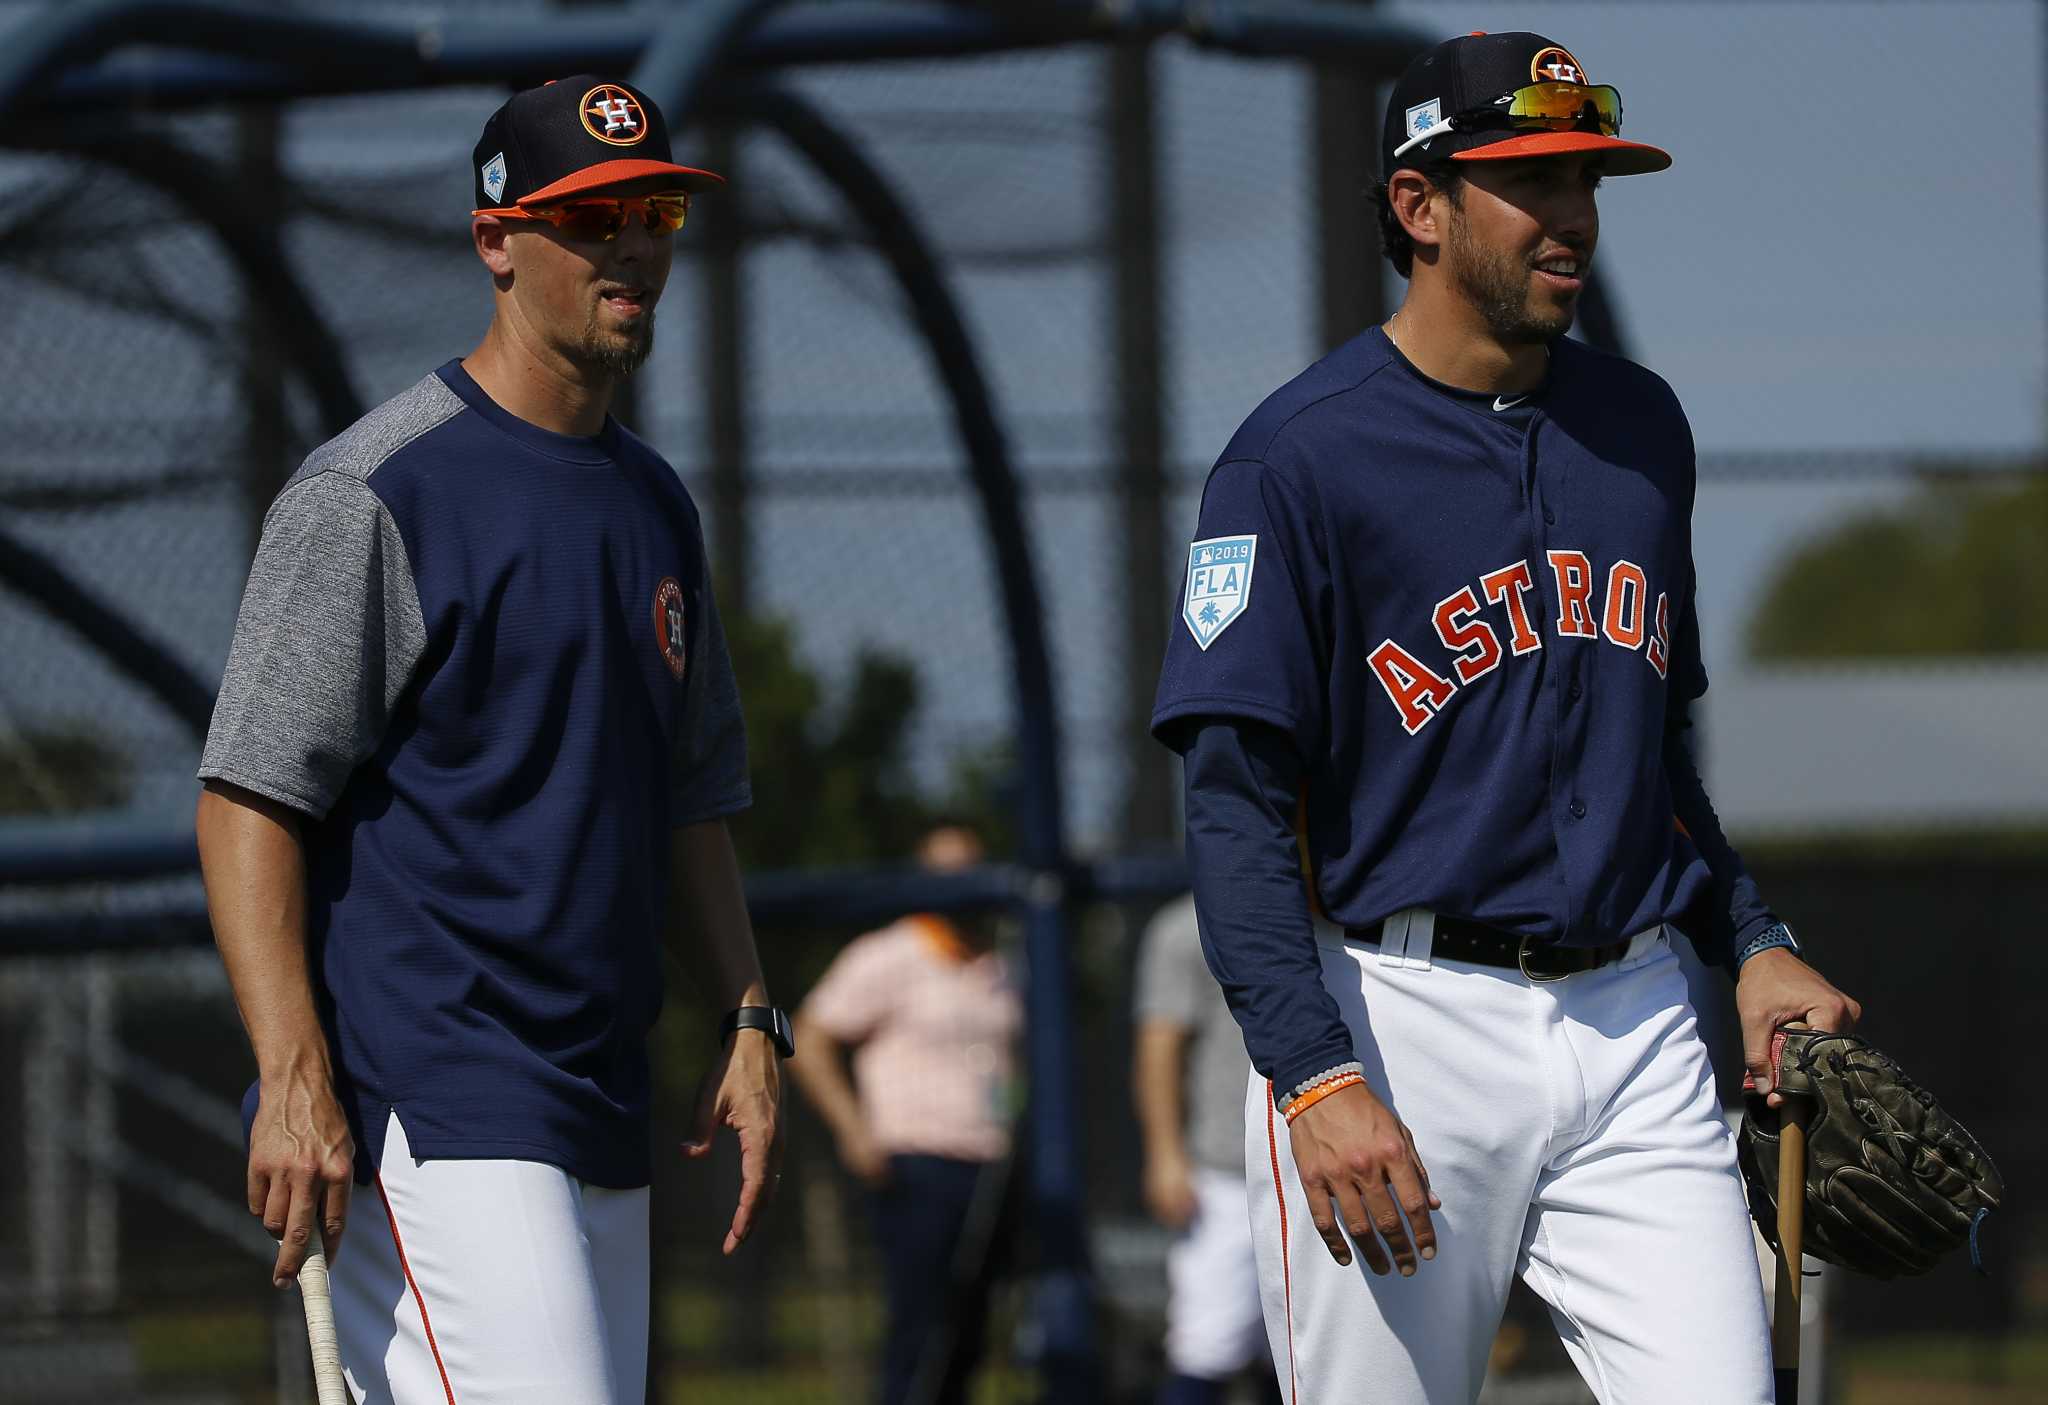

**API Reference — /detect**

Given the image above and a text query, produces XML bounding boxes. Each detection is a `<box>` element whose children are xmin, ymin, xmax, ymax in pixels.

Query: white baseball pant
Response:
<box><xmin>1248</xmin><ymin>919</ymin><xmax>1772</xmax><ymax>1404</ymax></box>
<box><xmin>329</xmin><ymin>1111</ymin><xmax>650</xmax><ymax>1404</ymax></box>
<box><xmin>1164</xmin><ymin>1167</ymin><xmax>1269</xmax><ymax>1380</ymax></box>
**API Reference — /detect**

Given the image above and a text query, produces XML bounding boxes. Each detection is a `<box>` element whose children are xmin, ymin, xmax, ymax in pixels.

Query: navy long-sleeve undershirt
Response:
<box><xmin>1663</xmin><ymin>692</ymin><xmax>1778</xmax><ymax>971</ymax></box>
<box><xmin>1180</xmin><ymin>718</ymin><xmax>1353</xmax><ymax>1105</ymax></box>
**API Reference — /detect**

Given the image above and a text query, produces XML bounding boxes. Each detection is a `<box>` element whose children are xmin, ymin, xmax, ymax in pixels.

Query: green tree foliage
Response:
<box><xmin>1747</xmin><ymin>472</ymin><xmax>2048</xmax><ymax>660</ymax></box>
<box><xmin>718</xmin><ymin>600</ymin><xmax>1013</xmax><ymax>870</ymax></box>
<box><xmin>0</xmin><ymin>727</ymin><xmax>129</xmax><ymax>814</ymax></box>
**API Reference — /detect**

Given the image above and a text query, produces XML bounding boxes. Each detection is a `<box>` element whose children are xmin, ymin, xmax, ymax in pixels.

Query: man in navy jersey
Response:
<box><xmin>1154</xmin><ymin>33</ymin><xmax>1860</xmax><ymax>1403</ymax></box>
<box><xmin>197</xmin><ymin>77</ymin><xmax>788</xmax><ymax>1402</ymax></box>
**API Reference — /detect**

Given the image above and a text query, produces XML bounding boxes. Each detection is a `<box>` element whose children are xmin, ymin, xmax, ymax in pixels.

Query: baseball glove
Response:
<box><xmin>1737</xmin><ymin>1028</ymin><xmax>2003</xmax><ymax>1279</ymax></box>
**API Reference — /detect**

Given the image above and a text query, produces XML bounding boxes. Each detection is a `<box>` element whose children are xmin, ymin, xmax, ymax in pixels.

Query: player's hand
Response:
<box><xmin>1142</xmin><ymin>1149</ymin><xmax>1199</xmax><ymax>1231</ymax></box>
<box><xmin>683</xmin><ymin>1027</ymin><xmax>785</xmax><ymax>1255</ymax></box>
<box><xmin>247</xmin><ymin>1058</ymin><xmax>354</xmax><ymax>1289</ymax></box>
<box><xmin>1736</xmin><ymin>947</ymin><xmax>1861</xmax><ymax>1109</ymax></box>
<box><xmin>1287</xmin><ymin>1081</ymin><xmax>1440</xmax><ymax>1276</ymax></box>
<box><xmin>834</xmin><ymin>1124</ymin><xmax>891</xmax><ymax>1188</ymax></box>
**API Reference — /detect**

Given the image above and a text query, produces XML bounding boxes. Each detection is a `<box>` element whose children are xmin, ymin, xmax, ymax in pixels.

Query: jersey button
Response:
<box><xmin>1543</xmin><ymin>508</ymin><xmax>1557</xmax><ymax>525</ymax></box>
<box><xmin>1569</xmin><ymin>798</ymin><xmax>1587</xmax><ymax>819</ymax></box>
<box><xmin>1568</xmin><ymin>680</ymin><xmax>1583</xmax><ymax>701</ymax></box>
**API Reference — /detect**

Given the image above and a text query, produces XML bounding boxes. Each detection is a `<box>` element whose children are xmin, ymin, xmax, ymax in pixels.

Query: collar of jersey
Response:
<box><xmin>1376</xmin><ymin>328</ymin><xmax>1550</xmax><ymax>415</ymax></box>
<box><xmin>437</xmin><ymin>359</ymin><xmax>620</xmax><ymax>464</ymax></box>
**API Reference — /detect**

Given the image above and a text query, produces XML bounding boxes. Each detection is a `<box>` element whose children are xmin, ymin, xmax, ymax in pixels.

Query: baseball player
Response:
<box><xmin>1132</xmin><ymin>894</ymin><xmax>1276</xmax><ymax>1405</ymax></box>
<box><xmin>1151</xmin><ymin>32</ymin><xmax>1862</xmax><ymax>1403</ymax></box>
<box><xmin>195</xmin><ymin>76</ymin><xmax>788</xmax><ymax>1403</ymax></box>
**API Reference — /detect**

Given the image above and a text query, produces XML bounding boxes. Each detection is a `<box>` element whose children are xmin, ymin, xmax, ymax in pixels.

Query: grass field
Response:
<box><xmin>89</xmin><ymin>1300</ymin><xmax>2048</xmax><ymax>1403</ymax></box>
<box><xmin>1836</xmin><ymin>1331</ymin><xmax>2048</xmax><ymax>1404</ymax></box>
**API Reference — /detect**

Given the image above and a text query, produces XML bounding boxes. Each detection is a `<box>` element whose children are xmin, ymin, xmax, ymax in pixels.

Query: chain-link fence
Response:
<box><xmin>3</xmin><ymin>1</ymin><xmax>2043</xmax><ymax>1401</ymax></box>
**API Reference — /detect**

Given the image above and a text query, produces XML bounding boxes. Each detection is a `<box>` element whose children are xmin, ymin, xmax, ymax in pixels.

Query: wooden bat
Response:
<box><xmin>298</xmin><ymin>1246</ymin><xmax>350</xmax><ymax>1405</ymax></box>
<box><xmin>1770</xmin><ymin>1085</ymin><xmax>1812</xmax><ymax>1402</ymax></box>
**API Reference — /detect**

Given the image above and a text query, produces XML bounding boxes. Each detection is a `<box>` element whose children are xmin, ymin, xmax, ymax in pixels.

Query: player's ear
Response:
<box><xmin>1387</xmin><ymin>169</ymin><xmax>1446</xmax><ymax>255</ymax></box>
<box><xmin>473</xmin><ymin>215</ymin><xmax>516</xmax><ymax>286</ymax></box>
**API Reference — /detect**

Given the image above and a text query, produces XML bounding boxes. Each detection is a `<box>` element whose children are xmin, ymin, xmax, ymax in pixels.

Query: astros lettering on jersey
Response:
<box><xmin>1366</xmin><ymin>545</ymin><xmax>1673</xmax><ymax>736</ymax></box>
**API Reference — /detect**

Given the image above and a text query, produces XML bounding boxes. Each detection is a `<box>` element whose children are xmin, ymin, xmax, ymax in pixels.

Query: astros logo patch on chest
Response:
<box><xmin>653</xmin><ymin>577</ymin><xmax>687</xmax><ymax>680</ymax></box>
<box><xmin>1184</xmin><ymin>536</ymin><xmax>1257</xmax><ymax>650</ymax></box>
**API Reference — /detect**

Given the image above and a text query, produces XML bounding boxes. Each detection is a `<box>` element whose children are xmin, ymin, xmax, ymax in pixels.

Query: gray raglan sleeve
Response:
<box><xmin>197</xmin><ymin>472</ymin><xmax>427</xmax><ymax>819</ymax></box>
<box><xmin>1133</xmin><ymin>896</ymin><xmax>1205</xmax><ymax>1028</ymax></box>
<box><xmin>670</xmin><ymin>548</ymin><xmax>751</xmax><ymax>825</ymax></box>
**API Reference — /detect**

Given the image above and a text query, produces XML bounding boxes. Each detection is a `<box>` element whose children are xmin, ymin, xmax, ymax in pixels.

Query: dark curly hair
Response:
<box><xmin>1372</xmin><ymin>157</ymin><xmax>1467</xmax><ymax>279</ymax></box>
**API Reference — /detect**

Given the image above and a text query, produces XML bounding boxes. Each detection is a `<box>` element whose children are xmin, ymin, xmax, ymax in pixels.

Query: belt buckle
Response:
<box><xmin>1518</xmin><ymin>935</ymin><xmax>1572</xmax><ymax>984</ymax></box>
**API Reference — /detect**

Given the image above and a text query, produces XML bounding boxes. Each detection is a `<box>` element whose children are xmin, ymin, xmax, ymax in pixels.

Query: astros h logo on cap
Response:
<box><xmin>1529</xmin><ymin>46</ymin><xmax>1586</xmax><ymax>85</ymax></box>
<box><xmin>581</xmin><ymin>84</ymin><xmax>649</xmax><ymax>147</ymax></box>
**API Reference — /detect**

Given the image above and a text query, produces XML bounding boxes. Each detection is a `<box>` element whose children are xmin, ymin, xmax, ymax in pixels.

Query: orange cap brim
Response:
<box><xmin>518</xmin><ymin>158</ymin><xmax>726</xmax><ymax>205</ymax></box>
<box><xmin>1452</xmin><ymin>131</ymin><xmax>1671</xmax><ymax>176</ymax></box>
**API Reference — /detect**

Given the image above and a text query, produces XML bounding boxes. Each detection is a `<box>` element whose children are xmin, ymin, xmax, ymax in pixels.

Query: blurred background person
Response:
<box><xmin>788</xmin><ymin>820</ymin><xmax>1023</xmax><ymax>1405</ymax></box>
<box><xmin>1133</xmin><ymin>893</ymin><xmax>1277</xmax><ymax>1405</ymax></box>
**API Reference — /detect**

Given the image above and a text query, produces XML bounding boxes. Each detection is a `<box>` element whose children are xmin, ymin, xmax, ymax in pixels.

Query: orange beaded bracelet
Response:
<box><xmin>1283</xmin><ymin>1071</ymin><xmax>1365</xmax><ymax>1124</ymax></box>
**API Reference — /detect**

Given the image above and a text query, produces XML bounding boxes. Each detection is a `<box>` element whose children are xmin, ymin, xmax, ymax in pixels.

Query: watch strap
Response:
<box><xmin>720</xmin><ymin>1004</ymin><xmax>794</xmax><ymax>1058</ymax></box>
<box><xmin>1736</xmin><ymin>921</ymin><xmax>1799</xmax><ymax>969</ymax></box>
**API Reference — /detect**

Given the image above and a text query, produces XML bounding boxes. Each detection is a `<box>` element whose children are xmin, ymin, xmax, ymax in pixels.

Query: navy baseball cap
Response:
<box><xmin>472</xmin><ymin>75</ymin><xmax>724</xmax><ymax>213</ymax></box>
<box><xmin>1382</xmin><ymin>32</ymin><xmax>1671</xmax><ymax>181</ymax></box>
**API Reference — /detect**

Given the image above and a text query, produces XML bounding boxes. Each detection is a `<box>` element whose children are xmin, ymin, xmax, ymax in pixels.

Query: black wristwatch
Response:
<box><xmin>720</xmin><ymin>1004</ymin><xmax>795</xmax><ymax>1058</ymax></box>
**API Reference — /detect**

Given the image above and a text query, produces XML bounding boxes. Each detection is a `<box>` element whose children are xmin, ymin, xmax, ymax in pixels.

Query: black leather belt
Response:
<box><xmin>1346</xmin><ymin>914</ymin><xmax>1635</xmax><ymax>983</ymax></box>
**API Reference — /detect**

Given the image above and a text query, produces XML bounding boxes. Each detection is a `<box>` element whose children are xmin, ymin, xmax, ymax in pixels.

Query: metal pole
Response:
<box><xmin>1314</xmin><ymin>58</ymin><xmax>1386</xmax><ymax>351</ymax></box>
<box><xmin>83</xmin><ymin>957</ymin><xmax>120</xmax><ymax>1309</ymax></box>
<box><xmin>702</xmin><ymin>123</ymin><xmax>753</xmax><ymax>612</ymax></box>
<box><xmin>1108</xmin><ymin>40</ymin><xmax>1173</xmax><ymax>847</ymax></box>
<box><xmin>236</xmin><ymin>103</ymin><xmax>293</xmax><ymax>549</ymax></box>
<box><xmin>25</xmin><ymin>964</ymin><xmax>70</xmax><ymax>1311</ymax></box>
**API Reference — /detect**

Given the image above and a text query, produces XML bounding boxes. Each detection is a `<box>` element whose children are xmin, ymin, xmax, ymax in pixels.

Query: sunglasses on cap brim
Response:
<box><xmin>474</xmin><ymin>193</ymin><xmax>691</xmax><ymax>241</ymax></box>
<box><xmin>1394</xmin><ymin>82</ymin><xmax>1625</xmax><ymax>162</ymax></box>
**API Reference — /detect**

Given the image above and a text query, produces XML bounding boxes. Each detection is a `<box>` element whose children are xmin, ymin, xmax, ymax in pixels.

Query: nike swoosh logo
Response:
<box><xmin>1493</xmin><ymin>394</ymin><xmax>1529</xmax><ymax>412</ymax></box>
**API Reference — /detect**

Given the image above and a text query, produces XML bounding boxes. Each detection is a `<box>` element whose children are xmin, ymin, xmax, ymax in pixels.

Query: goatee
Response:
<box><xmin>583</xmin><ymin>307</ymin><xmax>656</xmax><ymax>378</ymax></box>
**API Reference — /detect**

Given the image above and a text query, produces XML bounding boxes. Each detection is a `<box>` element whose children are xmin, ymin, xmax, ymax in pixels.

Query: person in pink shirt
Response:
<box><xmin>789</xmin><ymin>821</ymin><xmax>1022</xmax><ymax>1404</ymax></box>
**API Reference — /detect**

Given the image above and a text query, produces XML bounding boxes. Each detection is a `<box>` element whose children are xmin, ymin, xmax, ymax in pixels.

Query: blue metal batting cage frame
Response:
<box><xmin>2</xmin><ymin>2</ymin><xmax>1648</xmax><ymax>1395</ymax></box>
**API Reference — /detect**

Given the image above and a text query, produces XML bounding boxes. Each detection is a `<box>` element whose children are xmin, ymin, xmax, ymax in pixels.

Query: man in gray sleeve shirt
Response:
<box><xmin>195</xmin><ymin>76</ymin><xmax>789</xmax><ymax>1402</ymax></box>
<box><xmin>1134</xmin><ymin>894</ymin><xmax>1277</xmax><ymax>1405</ymax></box>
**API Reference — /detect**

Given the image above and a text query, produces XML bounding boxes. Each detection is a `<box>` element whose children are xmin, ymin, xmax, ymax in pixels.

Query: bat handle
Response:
<box><xmin>1771</xmin><ymin>1100</ymin><xmax>1811</xmax><ymax>1402</ymax></box>
<box><xmin>298</xmin><ymin>1246</ymin><xmax>350</xmax><ymax>1405</ymax></box>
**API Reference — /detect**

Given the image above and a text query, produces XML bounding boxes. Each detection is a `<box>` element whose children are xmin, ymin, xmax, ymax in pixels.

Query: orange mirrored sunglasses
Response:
<box><xmin>477</xmin><ymin>193</ymin><xmax>690</xmax><ymax>242</ymax></box>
